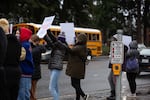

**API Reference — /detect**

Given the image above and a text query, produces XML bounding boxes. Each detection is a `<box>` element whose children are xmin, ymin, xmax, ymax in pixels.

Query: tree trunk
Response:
<box><xmin>136</xmin><ymin>0</ymin><xmax>142</xmax><ymax>43</ymax></box>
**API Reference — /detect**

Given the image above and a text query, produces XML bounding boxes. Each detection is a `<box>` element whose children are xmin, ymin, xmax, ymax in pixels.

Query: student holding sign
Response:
<box><xmin>66</xmin><ymin>33</ymin><xmax>89</xmax><ymax>100</ymax></box>
<box><xmin>44</xmin><ymin>30</ymin><xmax>68</xmax><ymax>100</ymax></box>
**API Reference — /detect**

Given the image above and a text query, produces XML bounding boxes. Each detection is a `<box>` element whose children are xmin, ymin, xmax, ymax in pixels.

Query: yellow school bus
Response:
<box><xmin>13</xmin><ymin>23</ymin><xmax>102</xmax><ymax>56</ymax></box>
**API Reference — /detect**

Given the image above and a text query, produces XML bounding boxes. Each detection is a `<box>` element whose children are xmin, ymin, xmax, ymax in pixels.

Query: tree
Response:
<box><xmin>61</xmin><ymin>0</ymin><xmax>91</xmax><ymax>27</ymax></box>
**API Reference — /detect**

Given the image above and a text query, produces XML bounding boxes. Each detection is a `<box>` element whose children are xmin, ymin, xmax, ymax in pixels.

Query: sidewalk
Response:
<box><xmin>38</xmin><ymin>85</ymin><xmax>150</xmax><ymax>100</ymax></box>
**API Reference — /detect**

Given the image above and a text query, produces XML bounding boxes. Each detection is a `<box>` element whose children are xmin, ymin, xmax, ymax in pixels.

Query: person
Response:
<box><xmin>107</xmin><ymin>36</ymin><xmax>128</xmax><ymax>100</ymax></box>
<box><xmin>126</xmin><ymin>40</ymin><xmax>139</xmax><ymax>97</ymax></box>
<box><xmin>17</xmin><ymin>27</ymin><xmax>34</xmax><ymax>100</ymax></box>
<box><xmin>65</xmin><ymin>33</ymin><xmax>89</xmax><ymax>100</ymax></box>
<box><xmin>29</xmin><ymin>34</ymin><xmax>46</xmax><ymax>100</ymax></box>
<box><xmin>44</xmin><ymin>30</ymin><xmax>68</xmax><ymax>100</ymax></box>
<box><xmin>0</xmin><ymin>18</ymin><xmax>22</xmax><ymax>100</ymax></box>
<box><xmin>106</xmin><ymin>37</ymin><xmax>117</xmax><ymax>100</ymax></box>
<box><xmin>0</xmin><ymin>26</ymin><xmax>7</xmax><ymax>100</ymax></box>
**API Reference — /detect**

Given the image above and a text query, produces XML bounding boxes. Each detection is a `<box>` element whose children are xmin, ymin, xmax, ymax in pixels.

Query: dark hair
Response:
<box><xmin>31</xmin><ymin>34</ymin><xmax>40</xmax><ymax>42</ymax></box>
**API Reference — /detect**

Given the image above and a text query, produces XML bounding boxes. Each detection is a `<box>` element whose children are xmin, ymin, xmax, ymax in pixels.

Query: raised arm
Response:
<box><xmin>47</xmin><ymin>30</ymin><xmax>57</xmax><ymax>43</ymax></box>
<box><xmin>43</xmin><ymin>34</ymin><xmax>53</xmax><ymax>47</ymax></box>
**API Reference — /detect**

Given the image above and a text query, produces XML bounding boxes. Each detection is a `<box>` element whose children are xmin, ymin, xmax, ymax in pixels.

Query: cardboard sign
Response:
<box><xmin>37</xmin><ymin>16</ymin><xmax>55</xmax><ymax>38</ymax></box>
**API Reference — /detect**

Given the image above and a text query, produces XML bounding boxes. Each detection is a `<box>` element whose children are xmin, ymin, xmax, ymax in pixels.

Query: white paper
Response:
<box><xmin>60</xmin><ymin>23</ymin><xmax>75</xmax><ymax>45</ymax></box>
<box><xmin>37</xmin><ymin>16</ymin><xmax>55</xmax><ymax>38</ymax></box>
<box><xmin>113</xmin><ymin>34</ymin><xmax>132</xmax><ymax>47</ymax></box>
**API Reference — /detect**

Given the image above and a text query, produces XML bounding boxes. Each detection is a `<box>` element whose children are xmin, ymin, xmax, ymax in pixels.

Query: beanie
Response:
<box><xmin>58</xmin><ymin>32</ymin><xmax>66</xmax><ymax>43</ymax></box>
<box><xmin>20</xmin><ymin>27</ymin><xmax>32</xmax><ymax>42</ymax></box>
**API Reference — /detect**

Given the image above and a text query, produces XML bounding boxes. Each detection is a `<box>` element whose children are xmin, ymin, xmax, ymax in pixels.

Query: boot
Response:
<box><xmin>106</xmin><ymin>90</ymin><xmax>115</xmax><ymax>100</ymax></box>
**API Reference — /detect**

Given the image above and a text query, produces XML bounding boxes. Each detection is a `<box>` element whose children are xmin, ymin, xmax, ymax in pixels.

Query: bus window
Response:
<box><xmin>55</xmin><ymin>31</ymin><xmax>59</xmax><ymax>37</ymax></box>
<box><xmin>97</xmin><ymin>34</ymin><xmax>99</xmax><ymax>40</ymax></box>
<box><xmin>89</xmin><ymin>34</ymin><xmax>92</xmax><ymax>41</ymax></box>
<box><xmin>92</xmin><ymin>34</ymin><xmax>97</xmax><ymax>41</ymax></box>
<box><xmin>85</xmin><ymin>33</ymin><xmax>89</xmax><ymax>41</ymax></box>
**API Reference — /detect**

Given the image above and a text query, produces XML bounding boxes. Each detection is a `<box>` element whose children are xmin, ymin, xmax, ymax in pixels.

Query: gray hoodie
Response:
<box><xmin>126</xmin><ymin>40</ymin><xmax>140</xmax><ymax>73</ymax></box>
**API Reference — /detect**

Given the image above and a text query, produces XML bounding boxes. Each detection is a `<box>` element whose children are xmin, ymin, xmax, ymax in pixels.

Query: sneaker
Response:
<box><xmin>83</xmin><ymin>94</ymin><xmax>89</xmax><ymax>100</ymax></box>
<box><xmin>131</xmin><ymin>93</ymin><xmax>136</xmax><ymax>97</ymax></box>
<box><xmin>127</xmin><ymin>93</ymin><xmax>136</xmax><ymax>97</ymax></box>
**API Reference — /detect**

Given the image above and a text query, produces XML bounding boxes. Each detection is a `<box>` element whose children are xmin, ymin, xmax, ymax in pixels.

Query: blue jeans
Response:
<box><xmin>49</xmin><ymin>69</ymin><xmax>61</xmax><ymax>100</ymax></box>
<box><xmin>17</xmin><ymin>77</ymin><xmax>31</xmax><ymax>100</ymax></box>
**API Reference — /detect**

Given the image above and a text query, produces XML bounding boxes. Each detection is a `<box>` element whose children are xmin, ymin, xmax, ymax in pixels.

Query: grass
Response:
<box><xmin>102</xmin><ymin>45</ymin><xmax>110</xmax><ymax>56</ymax></box>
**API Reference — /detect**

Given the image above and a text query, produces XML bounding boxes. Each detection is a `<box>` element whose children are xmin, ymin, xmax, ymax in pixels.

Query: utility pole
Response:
<box><xmin>110</xmin><ymin>29</ymin><xmax>124</xmax><ymax>100</ymax></box>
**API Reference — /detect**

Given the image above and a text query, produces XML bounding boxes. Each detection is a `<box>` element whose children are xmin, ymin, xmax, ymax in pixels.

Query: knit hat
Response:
<box><xmin>58</xmin><ymin>32</ymin><xmax>66</xmax><ymax>43</ymax></box>
<box><xmin>20</xmin><ymin>27</ymin><xmax>32</xmax><ymax>42</ymax></box>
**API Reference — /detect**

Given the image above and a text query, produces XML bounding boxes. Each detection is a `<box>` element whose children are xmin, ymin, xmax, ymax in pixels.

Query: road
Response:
<box><xmin>37</xmin><ymin>56</ymin><xmax>150</xmax><ymax>99</ymax></box>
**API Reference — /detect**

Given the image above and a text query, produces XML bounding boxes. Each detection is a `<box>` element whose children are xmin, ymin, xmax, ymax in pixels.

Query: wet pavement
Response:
<box><xmin>38</xmin><ymin>84</ymin><xmax>150</xmax><ymax>100</ymax></box>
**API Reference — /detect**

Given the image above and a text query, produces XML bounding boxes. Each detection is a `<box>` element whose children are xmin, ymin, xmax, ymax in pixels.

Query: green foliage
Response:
<box><xmin>0</xmin><ymin>0</ymin><xmax>149</xmax><ymax>44</ymax></box>
<box><xmin>102</xmin><ymin>45</ymin><xmax>110</xmax><ymax>56</ymax></box>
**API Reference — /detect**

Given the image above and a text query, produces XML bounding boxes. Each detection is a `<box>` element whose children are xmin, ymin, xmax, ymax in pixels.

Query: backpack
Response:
<box><xmin>126</xmin><ymin>57</ymin><xmax>139</xmax><ymax>72</ymax></box>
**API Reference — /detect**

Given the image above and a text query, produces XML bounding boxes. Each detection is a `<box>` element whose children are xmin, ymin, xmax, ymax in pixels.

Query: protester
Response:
<box><xmin>17</xmin><ymin>27</ymin><xmax>34</xmax><ymax>100</ymax></box>
<box><xmin>106</xmin><ymin>37</ymin><xmax>117</xmax><ymax>100</ymax></box>
<box><xmin>0</xmin><ymin>18</ymin><xmax>22</xmax><ymax>100</ymax></box>
<box><xmin>107</xmin><ymin>36</ymin><xmax>128</xmax><ymax>100</ymax></box>
<box><xmin>126</xmin><ymin>40</ymin><xmax>140</xmax><ymax>97</ymax></box>
<box><xmin>29</xmin><ymin>34</ymin><xmax>46</xmax><ymax>100</ymax></box>
<box><xmin>44</xmin><ymin>30</ymin><xmax>68</xmax><ymax>100</ymax></box>
<box><xmin>0</xmin><ymin>26</ymin><xmax>7</xmax><ymax>100</ymax></box>
<box><xmin>65</xmin><ymin>33</ymin><xmax>89</xmax><ymax>100</ymax></box>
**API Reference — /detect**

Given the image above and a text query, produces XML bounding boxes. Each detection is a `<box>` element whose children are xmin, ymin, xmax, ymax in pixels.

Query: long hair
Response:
<box><xmin>0</xmin><ymin>18</ymin><xmax>9</xmax><ymax>33</ymax></box>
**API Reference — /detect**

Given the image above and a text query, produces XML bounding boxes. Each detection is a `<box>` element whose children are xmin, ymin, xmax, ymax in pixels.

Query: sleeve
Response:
<box><xmin>43</xmin><ymin>34</ymin><xmax>54</xmax><ymax>48</ymax></box>
<box><xmin>47</xmin><ymin>30</ymin><xmax>57</xmax><ymax>42</ymax></box>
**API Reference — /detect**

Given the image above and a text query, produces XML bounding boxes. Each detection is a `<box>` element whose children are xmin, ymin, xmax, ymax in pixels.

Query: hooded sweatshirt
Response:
<box><xmin>126</xmin><ymin>40</ymin><xmax>140</xmax><ymax>73</ymax></box>
<box><xmin>19</xmin><ymin>27</ymin><xmax>34</xmax><ymax>77</ymax></box>
<box><xmin>66</xmin><ymin>33</ymin><xmax>87</xmax><ymax>79</ymax></box>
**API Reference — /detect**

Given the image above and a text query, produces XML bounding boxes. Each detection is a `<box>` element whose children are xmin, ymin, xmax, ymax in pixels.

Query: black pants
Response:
<box><xmin>126</xmin><ymin>72</ymin><xmax>137</xmax><ymax>94</ymax></box>
<box><xmin>71</xmin><ymin>77</ymin><xmax>85</xmax><ymax>100</ymax></box>
<box><xmin>0</xmin><ymin>67</ymin><xmax>8</xmax><ymax>100</ymax></box>
<box><xmin>6</xmin><ymin>81</ymin><xmax>20</xmax><ymax>100</ymax></box>
<box><xmin>108</xmin><ymin>70</ymin><xmax>116</xmax><ymax>96</ymax></box>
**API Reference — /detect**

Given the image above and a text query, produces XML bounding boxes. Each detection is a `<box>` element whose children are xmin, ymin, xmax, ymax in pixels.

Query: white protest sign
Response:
<box><xmin>60</xmin><ymin>23</ymin><xmax>75</xmax><ymax>45</ymax></box>
<box><xmin>37</xmin><ymin>16</ymin><xmax>55</xmax><ymax>38</ymax></box>
<box><xmin>113</xmin><ymin>34</ymin><xmax>132</xmax><ymax>47</ymax></box>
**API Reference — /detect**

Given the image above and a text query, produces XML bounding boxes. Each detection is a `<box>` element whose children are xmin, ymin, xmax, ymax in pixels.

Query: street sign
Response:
<box><xmin>110</xmin><ymin>41</ymin><xmax>124</xmax><ymax>64</ymax></box>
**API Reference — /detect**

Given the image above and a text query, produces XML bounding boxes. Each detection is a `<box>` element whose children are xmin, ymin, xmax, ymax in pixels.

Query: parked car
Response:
<box><xmin>138</xmin><ymin>48</ymin><xmax>150</xmax><ymax>74</ymax></box>
<box><xmin>41</xmin><ymin>49</ymin><xmax>51</xmax><ymax>63</ymax></box>
<box><xmin>138</xmin><ymin>43</ymin><xmax>146</xmax><ymax>51</ymax></box>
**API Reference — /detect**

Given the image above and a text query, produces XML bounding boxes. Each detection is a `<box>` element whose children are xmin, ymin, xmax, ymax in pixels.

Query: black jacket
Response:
<box><xmin>0</xmin><ymin>27</ymin><xmax>7</xmax><ymax>94</ymax></box>
<box><xmin>48</xmin><ymin>41</ymin><xmax>68</xmax><ymax>70</ymax></box>
<box><xmin>4</xmin><ymin>34</ymin><xmax>21</xmax><ymax>85</ymax></box>
<box><xmin>31</xmin><ymin>43</ymin><xmax>46</xmax><ymax>80</ymax></box>
<box><xmin>44</xmin><ymin>31</ymin><xmax>68</xmax><ymax>70</ymax></box>
<box><xmin>0</xmin><ymin>27</ymin><xmax>7</xmax><ymax>66</ymax></box>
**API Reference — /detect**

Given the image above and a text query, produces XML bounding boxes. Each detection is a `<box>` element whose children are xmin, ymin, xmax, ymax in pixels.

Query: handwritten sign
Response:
<box><xmin>37</xmin><ymin>16</ymin><xmax>55</xmax><ymax>38</ymax></box>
